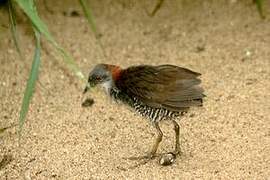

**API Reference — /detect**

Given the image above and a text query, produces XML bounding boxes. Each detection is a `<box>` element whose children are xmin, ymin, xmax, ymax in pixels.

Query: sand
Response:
<box><xmin>0</xmin><ymin>0</ymin><xmax>269</xmax><ymax>179</ymax></box>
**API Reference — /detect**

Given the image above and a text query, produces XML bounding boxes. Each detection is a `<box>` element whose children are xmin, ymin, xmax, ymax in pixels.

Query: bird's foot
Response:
<box><xmin>123</xmin><ymin>153</ymin><xmax>158</xmax><ymax>170</ymax></box>
<box><xmin>173</xmin><ymin>150</ymin><xmax>181</xmax><ymax>156</ymax></box>
<box><xmin>122</xmin><ymin>151</ymin><xmax>179</xmax><ymax>169</ymax></box>
<box><xmin>172</xmin><ymin>147</ymin><xmax>183</xmax><ymax>156</ymax></box>
<box><xmin>125</xmin><ymin>153</ymin><xmax>157</xmax><ymax>161</ymax></box>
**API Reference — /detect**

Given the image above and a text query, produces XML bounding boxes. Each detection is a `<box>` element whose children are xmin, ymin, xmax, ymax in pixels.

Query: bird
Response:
<box><xmin>83</xmin><ymin>63</ymin><xmax>205</xmax><ymax>160</ymax></box>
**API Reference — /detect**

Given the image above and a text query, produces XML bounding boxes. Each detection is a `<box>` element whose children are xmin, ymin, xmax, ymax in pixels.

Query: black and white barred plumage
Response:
<box><xmin>133</xmin><ymin>97</ymin><xmax>180</xmax><ymax>122</ymax></box>
<box><xmin>110</xmin><ymin>88</ymin><xmax>183</xmax><ymax>123</ymax></box>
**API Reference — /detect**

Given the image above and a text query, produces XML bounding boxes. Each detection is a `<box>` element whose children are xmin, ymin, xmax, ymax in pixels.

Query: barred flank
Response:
<box><xmin>110</xmin><ymin>88</ymin><xmax>181</xmax><ymax>122</ymax></box>
<box><xmin>133</xmin><ymin>98</ymin><xmax>180</xmax><ymax>122</ymax></box>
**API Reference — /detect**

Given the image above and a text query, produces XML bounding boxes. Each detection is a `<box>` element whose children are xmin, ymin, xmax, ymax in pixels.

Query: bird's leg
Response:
<box><xmin>149</xmin><ymin>122</ymin><xmax>163</xmax><ymax>158</ymax></box>
<box><xmin>172</xmin><ymin>120</ymin><xmax>181</xmax><ymax>155</ymax></box>
<box><xmin>126</xmin><ymin>122</ymin><xmax>163</xmax><ymax>160</ymax></box>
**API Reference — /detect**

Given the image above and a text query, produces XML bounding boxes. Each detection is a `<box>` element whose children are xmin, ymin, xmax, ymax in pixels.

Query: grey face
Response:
<box><xmin>83</xmin><ymin>64</ymin><xmax>111</xmax><ymax>93</ymax></box>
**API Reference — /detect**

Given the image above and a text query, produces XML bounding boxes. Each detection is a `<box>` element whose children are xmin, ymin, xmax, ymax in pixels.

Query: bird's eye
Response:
<box><xmin>96</xmin><ymin>76</ymin><xmax>102</xmax><ymax>81</ymax></box>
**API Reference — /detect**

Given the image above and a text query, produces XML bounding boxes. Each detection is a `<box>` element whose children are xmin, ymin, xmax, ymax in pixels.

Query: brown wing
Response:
<box><xmin>116</xmin><ymin>64</ymin><xmax>205</xmax><ymax>111</ymax></box>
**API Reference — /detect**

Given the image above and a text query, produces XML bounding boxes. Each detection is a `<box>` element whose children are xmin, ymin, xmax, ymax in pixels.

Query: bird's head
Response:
<box><xmin>83</xmin><ymin>64</ymin><xmax>121</xmax><ymax>94</ymax></box>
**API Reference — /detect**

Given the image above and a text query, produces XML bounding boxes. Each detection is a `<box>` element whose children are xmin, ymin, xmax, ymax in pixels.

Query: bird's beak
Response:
<box><xmin>83</xmin><ymin>78</ymin><xmax>97</xmax><ymax>94</ymax></box>
<box><xmin>83</xmin><ymin>83</ymin><xmax>91</xmax><ymax>94</ymax></box>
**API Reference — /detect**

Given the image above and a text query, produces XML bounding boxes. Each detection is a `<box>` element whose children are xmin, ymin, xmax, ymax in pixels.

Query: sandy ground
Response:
<box><xmin>0</xmin><ymin>0</ymin><xmax>270</xmax><ymax>179</ymax></box>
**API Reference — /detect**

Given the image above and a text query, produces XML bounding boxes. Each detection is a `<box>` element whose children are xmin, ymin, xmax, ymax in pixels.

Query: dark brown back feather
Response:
<box><xmin>116</xmin><ymin>65</ymin><xmax>205</xmax><ymax>111</ymax></box>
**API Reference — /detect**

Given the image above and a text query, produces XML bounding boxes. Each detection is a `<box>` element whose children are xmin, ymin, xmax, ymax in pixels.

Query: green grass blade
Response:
<box><xmin>8</xmin><ymin>0</ymin><xmax>22</xmax><ymax>58</ymax></box>
<box><xmin>14</xmin><ymin>0</ymin><xmax>85</xmax><ymax>80</ymax></box>
<box><xmin>79</xmin><ymin>0</ymin><xmax>106</xmax><ymax>58</ymax></box>
<box><xmin>18</xmin><ymin>29</ymin><xmax>41</xmax><ymax>140</ymax></box>
<box><xmin>79</xmin><ymin>0</ymin><xmax>100</xmax><ymax>39</ymax></box>
<box><xmin>14</xmin><ymin>0</ymin><xmax>54</xmax><ymax>43</ymax></box>
<box><xmin>56</xmin><ymin>46</ymin><xmax>85</xmax><ymax>79</ymax></box>
<box><xmin>254</xmin><ymin>0</ymin><xmax>265</xmax><ymax>19</ymax></box>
